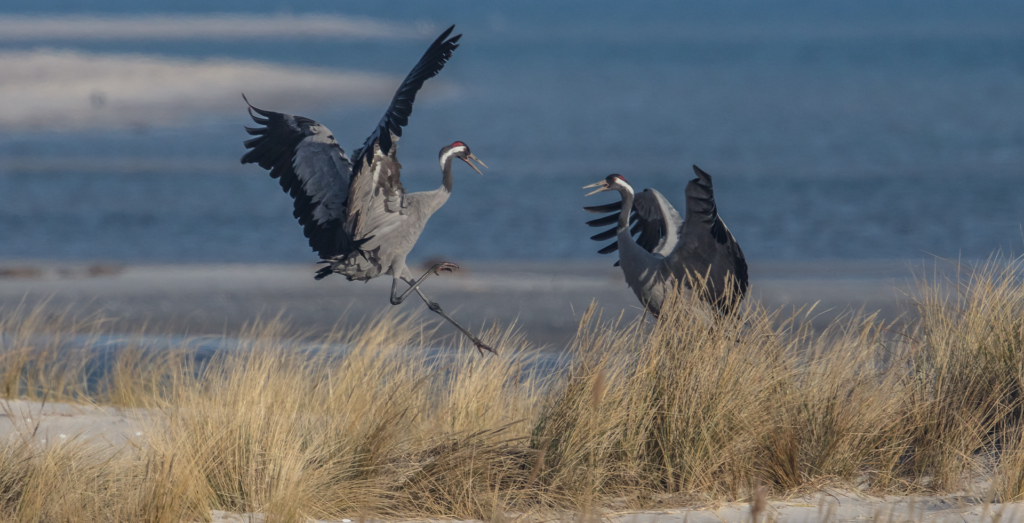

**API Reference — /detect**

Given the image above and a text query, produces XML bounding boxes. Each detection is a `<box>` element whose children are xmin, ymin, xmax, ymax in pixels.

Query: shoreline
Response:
<box><xmin>0</xmin><ymin>259</ymin><xmax>932</xmax><ymax>347</ymax></box>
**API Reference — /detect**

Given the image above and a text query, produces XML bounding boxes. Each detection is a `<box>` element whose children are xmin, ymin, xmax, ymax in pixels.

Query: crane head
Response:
<box><xmin>439</xmin><ymin>141</ymin><xmax>487</xmax><ymax>175</ymax></box>
<box><xmin>584</xmin><ymin>174</ymin><xmax>632</xmax><ymax>196</ymax></box>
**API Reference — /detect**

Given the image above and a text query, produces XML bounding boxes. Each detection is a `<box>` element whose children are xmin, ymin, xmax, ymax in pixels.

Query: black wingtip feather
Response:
<box><xmin>597</xmin><ymin>241</ymin><xmax>619</xmax><ymax>255</ymax></box>
<box><xmin>692</xmin><ymin>164</ymin><xmax>712</xmax><ymax>184</ymax></box>
<box><xmin>314</xmin><ymin>265</ymin><xmax>333</xmax><ymax>280</ymax></box>
<box><xmin>352</xmin><ymin>25</ymin><xmax>462</xmax><ymax>167</ymax></box>
<box><xmin>583</xmin><ymin>202</ymin><xmax>622</xmax><ymax>214</ymax></box>
<box><xmin>248</xmin><ymin>105</ymin><xmax>272</xmax><ymax>119</ymax></box>
<box><xmin>586</xmin><ymin>214</ymin><xmax>619</xmax><ymax>227</ymax></box>
<box><xmin>590</xmin><ymin>228</ymin><xmax>617</xmax><ymax>241</ymax></box>
<box><xmin>437</xmin><ymin>24</ymin><xmax>455</xmax><ymax>41</ymax></box>
<box><xmin>685</xmin><ymin>165</ymin><xmax>720</xmax><ymax>227</ymax></box>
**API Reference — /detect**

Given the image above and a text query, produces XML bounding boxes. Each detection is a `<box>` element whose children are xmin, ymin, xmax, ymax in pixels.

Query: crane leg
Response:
<box><xmin>413</xmin><ymin>287</ymin><xmax>497</xmax><ymax>356</ymax></box>
<box><xmin>389</xmin><ymin>262</ymin><xmax>459</xmax><ymax>305</ymax></box>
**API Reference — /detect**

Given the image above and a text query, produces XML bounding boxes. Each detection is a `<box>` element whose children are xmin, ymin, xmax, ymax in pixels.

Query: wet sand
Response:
<box><xmin>0</xmin><ymin>259</ymin><xmax>928</xmax><ymax>348</ymax></box>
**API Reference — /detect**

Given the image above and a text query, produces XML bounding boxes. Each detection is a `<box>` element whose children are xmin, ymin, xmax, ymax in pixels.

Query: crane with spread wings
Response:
<box><xmin>241</xmin><ymin>26</ymin><xmax>494</xmax><ymax>354</ymax></box>
<box><xmin>583</xmin><ymin>166</ymin><xmax>748</xmax><ymax>317</ymax></box>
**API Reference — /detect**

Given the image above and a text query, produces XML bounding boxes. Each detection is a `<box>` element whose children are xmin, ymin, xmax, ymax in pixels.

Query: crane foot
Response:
<box><xmin>475</xmin><ymin>340</ymin><xmax>498</xmax><ymax>356</ymax></box>
<box><xmin>432</xmin><ymin>262</ymin><xmax>459</xmax><ymax>275</ymax></box>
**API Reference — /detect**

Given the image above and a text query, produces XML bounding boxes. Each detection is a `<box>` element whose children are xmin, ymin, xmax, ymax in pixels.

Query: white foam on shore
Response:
<box><xmin>0</xmin><ymin>49</ymin><xmax>447</xmax><ymax>130</ymax></box>
<box><xmin>0</xmin><ymin>14</ymin><xmax>433</xmax><ymax>41</ymax></box>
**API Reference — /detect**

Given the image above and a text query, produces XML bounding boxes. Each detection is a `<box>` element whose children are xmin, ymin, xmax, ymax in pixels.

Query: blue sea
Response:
<box><xmin>0</xmin><ymin>1</ymin><xmax>1022</xmax><ymax>263</ymax></box>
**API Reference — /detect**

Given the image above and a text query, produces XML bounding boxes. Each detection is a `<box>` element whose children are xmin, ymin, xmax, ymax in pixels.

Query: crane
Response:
<box><xmin>583</xmin><ymin>165</ymin><xmax>748</xmax><ymax>318</ymax></box>
<box><xmin>240</xmin><ymin>26</ymin><xmax>495</xmax><ymax>354</ymax></box>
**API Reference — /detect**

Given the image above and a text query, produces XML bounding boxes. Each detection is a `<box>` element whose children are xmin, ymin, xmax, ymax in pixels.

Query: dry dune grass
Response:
<box><xmin>0</xmin><ymin>257</ymin><xmax>1023</xmax><ymax>521</ymax></box>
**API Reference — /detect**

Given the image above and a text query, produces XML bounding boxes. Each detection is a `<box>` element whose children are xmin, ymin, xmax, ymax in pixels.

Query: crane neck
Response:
<box><xmin>618</xmin><ymin>187</ymin><xmax>634</xmax><ymax>232</ymax></box>
<box><xmin>440</xmin><ymin>155</ymin><xmax>455</xmax><ymax>193</ymax></box>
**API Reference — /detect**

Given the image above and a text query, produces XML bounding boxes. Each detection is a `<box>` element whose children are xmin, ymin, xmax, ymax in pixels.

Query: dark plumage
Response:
<box><xmin>351</xmin><ymin>27</ymin><xmax>461</xmax><ymax>169</ymax></box>
<box><xmin>241</xmin><ymin>26</ymin><xmax>460</xmax><ymax>266</ymax></box>
<box><xmin>242</xmin><ymin>104</ymin><xmax>363</xmax><ymax>259</ymax></box>
<box><xmin>584</xmin><ymin>166</ymin><xmax>748</xmax><ymax>315</ymax></box>
<box><xmin>240</xmin><ymin>26</ymin><xmax>494</xmax><ymax>355</ymax></box>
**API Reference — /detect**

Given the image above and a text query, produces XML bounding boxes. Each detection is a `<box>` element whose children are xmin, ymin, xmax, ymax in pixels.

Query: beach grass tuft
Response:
<box><xmin>1</xmin><ymin>256</ymin><xmax>1024</xmax><ymax>520</ymax></box>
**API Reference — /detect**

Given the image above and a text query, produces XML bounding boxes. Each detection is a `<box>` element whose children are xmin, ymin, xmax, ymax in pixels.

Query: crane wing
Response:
<box><xmin>670</xmin><ymin>165</ymin><xmax>748</xmax><ymax>310</ymax></box>
<box><xmin>241</xmin><ymin>98</ymin><xmax>363</xmax><ymax>260</ymax></box>
<box><xmin>348</xmin><ymin>25</ymin><xmax>460</xmax><ymax>184</ymax></box>
<box><xmin>241</xmin><ymin>26</ymin><xmax>459</xmax><ymax>278</ymax></box>
<box><xmin>343</xmin><ymin>25</ymin><xmax>461</xmax><ymax>245</ymax></box>
<box><xmin>584</xmin><ymin>189</ymin><xmax>683</xmax><ymax>266</ymax></box>
<box><xmin>634</xmin><ymin>189</ymin><xmax>684</xmax><ymax>256</ymax></box>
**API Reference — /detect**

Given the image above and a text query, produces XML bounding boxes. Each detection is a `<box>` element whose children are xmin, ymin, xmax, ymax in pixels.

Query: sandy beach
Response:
<box><xmin>0</xmin><ymin>259</ymin><xmax>924</xmax><ymax>348</ymax></box>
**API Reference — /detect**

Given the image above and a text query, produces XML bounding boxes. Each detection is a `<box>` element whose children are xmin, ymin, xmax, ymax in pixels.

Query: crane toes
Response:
<box><xmin>475</xmin><ymin>341</ymin><xmax>497</xmax><ymax>356</ymax></box>
<box><xmin>432</xmin><ymin>262</ymin><xmax>460</xmax><ymax>275</ymax></box>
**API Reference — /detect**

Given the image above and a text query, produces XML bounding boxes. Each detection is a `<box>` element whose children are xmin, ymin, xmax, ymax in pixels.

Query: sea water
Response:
<box><xmin>0</xmin><ymin>0</ymin><xmax>1021</xmax><ymax>263</ymax></box>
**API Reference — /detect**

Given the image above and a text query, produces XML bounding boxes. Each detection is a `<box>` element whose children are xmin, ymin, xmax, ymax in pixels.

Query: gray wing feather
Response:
<box><xmin>338</xmin><ymin>136</ymin><xmax>420</xmax><ymax>279</ymax></box>
<box><xmin>347</xmin><ymin>135</ymin><xmax>408</xmax><ymax>242</ymax></box>
<box><xmin>293</xmin><ymin>131</ymin><xmax>351</xmax><ymax>223</ymax></box>
<box><xmin>241</xmin><ymin>99</ymin><xmax>361</xmax><ymax>260</ymax></box>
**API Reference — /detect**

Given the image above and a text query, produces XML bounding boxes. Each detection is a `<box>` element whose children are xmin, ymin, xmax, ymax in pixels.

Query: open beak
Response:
<box><xmin>583</xmin><ymin>181</ymin><xmax>611</xmax><ymax>197</ymax></box>
<box><xmin>462</xmin><ymin>153</ymin><xmax>487</xmax><ymax>175</ymax></box>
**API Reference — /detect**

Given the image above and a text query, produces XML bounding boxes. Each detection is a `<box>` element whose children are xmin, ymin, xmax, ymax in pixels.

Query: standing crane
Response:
<box><xmin>240</xmin><ymin>26</ymin><xmax>495</xmax><ymax>354</ymax></box>
<box><xmin>583</xmin><ymin>165</ymin><xmax>748</xmax><ymax>318</ymax></box>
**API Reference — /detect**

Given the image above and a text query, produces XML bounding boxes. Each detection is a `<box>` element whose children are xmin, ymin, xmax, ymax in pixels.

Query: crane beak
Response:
<box><xmin>583</xmin><ymin>181</ymin><xmax>610</xmax><ymax>197</ymax></box>
<box><xmin>462</xmin><ymin>153</ymin><xmax>487</xmax><ymax>175</ymax></box>
<box><xmin>468</xmin><ymin>153</ymin><xmax>487</xmax><ymax>169</ymax></box>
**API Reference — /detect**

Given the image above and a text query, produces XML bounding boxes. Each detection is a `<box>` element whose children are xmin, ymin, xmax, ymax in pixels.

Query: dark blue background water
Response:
<box><xmin>0</xmin><ymin>1</ymin><xmax>1022</xmax><ymax>263</ymax></box>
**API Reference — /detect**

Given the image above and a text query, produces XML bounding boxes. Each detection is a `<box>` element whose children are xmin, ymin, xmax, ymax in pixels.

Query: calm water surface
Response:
<box><xmin>0</xmin><ymin>1</ymin><xmax>1022</xmax><ymax>263</ymax></box>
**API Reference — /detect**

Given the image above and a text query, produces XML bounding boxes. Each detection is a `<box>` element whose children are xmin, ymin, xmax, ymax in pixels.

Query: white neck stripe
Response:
<box><xmin>617</xmin><ymin>180</ymin><xmax>634</xmax><ymax>196</ymax></box>
<box><xmin>439</xmin><ymin>146</ymin><xmax>467</xmax><ymax>170</ymax></box>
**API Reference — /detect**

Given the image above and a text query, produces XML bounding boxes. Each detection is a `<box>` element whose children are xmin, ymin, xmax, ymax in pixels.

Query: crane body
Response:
<box><xmin>584</xmin><ymin>166</ymin><xmax>747</xmax><ymax>317</ymax></box>
<box><xmin>241</xmin><ymin>26</ymin><xmax>494</xmax><ymax>354</ymax></box>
